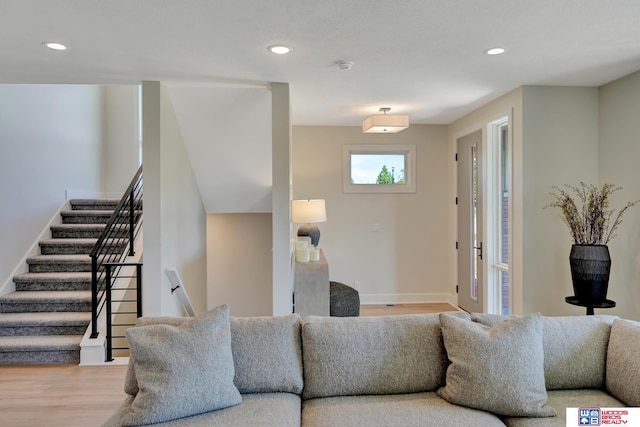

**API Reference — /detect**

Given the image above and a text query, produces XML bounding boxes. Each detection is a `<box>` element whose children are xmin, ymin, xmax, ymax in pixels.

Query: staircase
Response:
<box><xmin>0</xmin><ymin>199</ymin><xmax>122</xmax><ymax>364</ymax></box>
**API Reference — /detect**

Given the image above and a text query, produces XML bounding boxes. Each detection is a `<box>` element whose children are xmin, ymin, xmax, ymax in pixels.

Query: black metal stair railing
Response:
<box><xmin>104</xmin><ymin>261</ymin><xmax>142</xmax><ymax>361</ymax></box>
<box><xmin>89</xmin><ymin>166</ymin><xmax>143</xmax><ymax>342</ymax></box>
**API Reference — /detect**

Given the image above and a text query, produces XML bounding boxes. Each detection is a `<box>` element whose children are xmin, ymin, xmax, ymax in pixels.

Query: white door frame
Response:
<box><xmin>456</xmin><ymin>129</ymin><xmax>484</xmax><ymax>313</ymax></box>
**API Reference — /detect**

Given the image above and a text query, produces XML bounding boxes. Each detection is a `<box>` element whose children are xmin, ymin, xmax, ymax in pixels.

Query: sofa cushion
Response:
<box><xmin>606</xmin><ymin>318</ymin><xmax>640</xmax><ymax>406</ymax></box>
<box><xmin>124</xmin><ymin>313</ymin><xmax>303</xmax><ymax>395</ymax></box>
<box><xmin>301</xmin><ymin>392</ymin><xmax>506</xmax><ymax>427</ymax></box>
<box><xmin>501</xmin><ymin>389</ymin><xmax>625</xmax><ymax>427</ymax></box>
<box><xmin>230</xmin><ymin>314</ymin><xmax>303</xmax><ymax>394</ymax></box>
<box><xmin>102</xmin><ymin>392</ymin><xmax>301</xmax><ymax>427</ymax></box>
<box><xmin>301</xmin><ymin>312</ymin><xmax>468</xmax><ymax>399</ymax></box>
<box><xmin>472</xmin><ymin>314</ymin><xmax>616</xmax><ymax>390</ymax></box>
<box><xmin>121</xmin><ymin>305</ymin><xmax>242</xmax><ymax>426</ymax></box>
<box><xmin>437</xmin><ymin>313</ymin><xmax>556</xmax><ymax>418</ymax></box>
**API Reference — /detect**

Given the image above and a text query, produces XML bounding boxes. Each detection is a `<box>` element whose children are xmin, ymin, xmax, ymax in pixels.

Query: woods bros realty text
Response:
<box><xmin>569</xmin><ymin>408</ymin><xmax>640</xmax><ymax>426</ymax></box>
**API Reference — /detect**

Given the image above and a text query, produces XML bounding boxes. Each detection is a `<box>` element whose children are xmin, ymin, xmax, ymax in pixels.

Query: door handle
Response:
<box><xmin>474</xmin><ymin>242</ymin><xmax>483</xmax><ymax>260</ymax></box>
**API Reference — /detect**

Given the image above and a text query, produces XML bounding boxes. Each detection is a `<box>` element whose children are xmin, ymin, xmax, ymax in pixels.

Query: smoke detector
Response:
<box><xmin>336</xmin><ymin>60</ymin><xmax>354</xmax><ymax>71</ymax></box>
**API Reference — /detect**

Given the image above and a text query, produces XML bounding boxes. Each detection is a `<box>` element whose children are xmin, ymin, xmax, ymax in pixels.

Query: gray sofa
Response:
<box><xmin>103</xmin><ymin>306</ymin><xmax>640</xmax><ymax>427</ymax></box>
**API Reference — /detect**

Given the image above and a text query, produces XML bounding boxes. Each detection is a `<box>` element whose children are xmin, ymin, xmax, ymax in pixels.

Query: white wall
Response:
<box><xmin>292</xmin><ymin>125</ymin><xmax>450</xmax><ymax>304</ymax></box>
<box><xmin>448</xmin><ymin>86</ymin><xmax>602</xmax><ymax>316</ymax></box>
<box><xmin>207</xmin><ymin>213</ymin><xmax>273</xmax><ymax>316</ymax></box>
<box><xmin>599</xmin><ymin>70</ymin><xmax>640</xmax><ymax>321</ymax></box>
<box><xmin>447</xmin><ymin>88</ymin><xmax>524</xmax><ymax>313</ymax></box>
<box><xmin>166</xmin><ymin>85</ymin><xmax>272</xmax><ymax>213</ymax></box>
<box><xmin>0</xmin><ymin>84</ymin><xmax>105</xmax><ymax>290</ymax></box>
<box><xmin>173</xmin><ymin>83</ymin><xmax>291</xmax><ymax>316</ymax></box>
<box><xmin>103</xmin><ymin>85</ymin><xmax>141</xmax><ymax>192</ymax></box>
<box><xmin>142</xmin><ymin>82</ymin><xmax>208</xmax><ymax>316</ymax></box>
<box><xmin>521</xmin><ymin>86</ymin><xmax>600</xmax><ymax>316</ymax></box>
<box><xmin>271</xmin><ymin>83</ymin><xmax>293</xmax><ymax>315</ymax></box>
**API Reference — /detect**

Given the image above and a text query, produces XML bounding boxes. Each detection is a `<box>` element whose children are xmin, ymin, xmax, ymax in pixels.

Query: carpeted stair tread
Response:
<box><xmin>0</xmin><ymin>291</ymin><xmax>92</xmax><ymax>313</ymax></box>
<box><xmin>3</xmin><ymin>198</ymin><xmax>138</xmax><ymax>364</ymax></box>
<box><xmin>39</xmin><ymin>238</ymin><xmax>98</xmax><ymax>255</ymax></box>
<box><xmin>27</xmin><ymin>255</ymin><xmax>91</xmax><ymax>273</ymax></box>
<box><xmin>0</xmin><ymin>335</ymin><xmax>82</xmax><ymax>352</ymax></box>
<box><xmin>13</xmin><ymin>272</ymin><xmax>92</xmax><ymax>291</ymax></box>
<box><xmin>0</xmin><ymin>312</ymin><xmax>91</xmax><ymax>327</ymax></box>
<box><xmin>27</xmin><ymin>254</ymin><xmax>91</xmax><ymax>263</ymax></box>
<box><xmin>61</xmin><ymin>209</ymin><xmax>115</xmax><ymax>216</ymax></box>
<box><xmin>0</xmin><ymin>291</ymin><xmax>91</xmax><ymax>303</ymax></box>
<box><xmin>61</xmin><ymin>210</ymin><xmax>115</xmax><ymax>224</ymax></box>
<box><xmin>14</xmin><ymin>272</ymin><xmax>92</xmax><ymax>283</ymax></box>
<box><xmin>38</xmin><ymin>238</ymin><xmax>126</xmax><ymax>255</ymax></box>
<box><xmin>52</xmin><ymin>224</ymin><xmax>107</xmax><ymax>230</ymax></box>
<box><xmin>69</xmin><ymin>199</ymin><xmax>120</xmax><ymax>210</ymax></box>
<box><xmin>40</xmin><ymin>238</ymin><xmax>98</xmax><ymax>245</ymax></box>
<box><xmin>50</xmin><ymin>224</ymin><xmax>107</xmax><ymax>238</ymax></box>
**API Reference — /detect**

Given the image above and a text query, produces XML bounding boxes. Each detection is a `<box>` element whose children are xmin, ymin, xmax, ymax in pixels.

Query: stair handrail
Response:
<box><xmin>90</xmin><ymin>165</ymin><xmax>143</xmax><ymax>339</ymax></box>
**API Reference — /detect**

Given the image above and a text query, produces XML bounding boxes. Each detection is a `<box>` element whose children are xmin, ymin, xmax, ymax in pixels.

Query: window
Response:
<box><xmin>487</xmin><ymin>118</ymin><xmax>511</xmax><ymax>314</ymax></box>
<box><xmin>343</xmin><ymin>145</ymin><xmax>416</xmax><ymax>193</ymax></box>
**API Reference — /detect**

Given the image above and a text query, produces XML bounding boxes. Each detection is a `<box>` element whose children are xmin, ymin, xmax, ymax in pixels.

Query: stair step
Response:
<box><xmin>0</xmin><ymin>335</ymin><xmax>81</xmax><ymax>364</ymax></box>
<box><xmin>69</xmin><ymin>199</ymin><xmax>120</xmax><ymax>211</ymax></box>
<box><xmin>3</xmin><ymin>198</ymin><xmax>142</xmax><ymax>365</ymax></box>
<box><xmin>50</xmin><ymin>223</ymin><xmax>130</xmax><ymax>239</ymax></box>
<box><xmin>38</xmin><ymin>238</ymin><xmax>127</xmax><ymax>255</ymax></box>
<box><xmin>27</xmin><ymin>255</ymin><xmax>91</xmax><ymax>273</ymax></box>
<box><xmin>0</xmin><ymin>198</ymin><xmax>143</xmax><ymax>365</ymax></box>
<box><xmin>0</xmin><ymin>312</ymin><xmax>90</xmax><ymax>336</ymax></box>
<box><xmin>39</xmin><ymin>238</ymin><xmax>97</xmax><ymax>255</ymax></box>
<box><xmin>61</xmin><ymin>210</ymin><xmax>114</xmax><ymax>224</ymax></box>
<box><xmin>0</xmin><ymin>291</ymin><xmax>92</xmax><ymax>313</ymax></box>
<box><xmin>13</xmin><ymin>272</ymin><xmax>93</xmax><ymax>291</ymax></box>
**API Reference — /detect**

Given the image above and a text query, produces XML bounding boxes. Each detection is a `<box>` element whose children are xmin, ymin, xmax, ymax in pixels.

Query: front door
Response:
<box><xmin>457</xmin><ymin>130</ymin><xmax>484</xmax><ymax>313</ymax></box>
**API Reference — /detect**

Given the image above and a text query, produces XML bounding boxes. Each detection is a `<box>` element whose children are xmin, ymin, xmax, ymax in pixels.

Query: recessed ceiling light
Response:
<box><xmin>43</xmin><ymin>41</ymin><xmax>69</xmax><ymax>51</ymax></box>
<box><xmin>484</xmin><ymin>47</ymin><xmax>506</xmax><ymax>56</ymax></box>
<box><xmin>268</xmin><ymin>45</ymin><xmax>293</xmax><ymax>55</ymax></box>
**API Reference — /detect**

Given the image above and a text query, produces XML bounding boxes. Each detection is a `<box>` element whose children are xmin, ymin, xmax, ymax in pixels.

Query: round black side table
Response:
<box><xmin>565</xmin><ymin>296</ymin><xmax>616</xmax><ymax>315</ymax></box>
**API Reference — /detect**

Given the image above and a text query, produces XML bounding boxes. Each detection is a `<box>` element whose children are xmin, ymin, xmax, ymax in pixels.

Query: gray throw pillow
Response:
<box><xmin>121</xmin><ymin>305</ymin><xmax>242</xmax><ymax>426</ymax></box>
<box><xmin>606</xmin><ymin>318</ymin><xmax>640</xmax><ymax>406</ymax></box>
<box><xmin>437</xmin><ymin>312</ymin><xmax>556</xmax><ymax>418</ymax></box>
<box><xmin>124</xmin><ymin>314</ymin><xmax>303</xmax><ymax>396</ymax></box>
<box><xmin>124</xmin><ymin>316</ymin><xmax>187</xmax><ymax>396</ymax></box>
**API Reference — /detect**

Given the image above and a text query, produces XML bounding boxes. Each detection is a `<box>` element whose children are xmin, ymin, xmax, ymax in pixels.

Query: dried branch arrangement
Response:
<box><xmin>545</xmin><ymin>182</ymin><xmax>639</xmax><ymax>245</ymax></box>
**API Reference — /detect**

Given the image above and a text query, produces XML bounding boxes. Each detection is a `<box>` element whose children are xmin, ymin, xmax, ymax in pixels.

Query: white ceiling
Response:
<box><xmin>3</xmin><ymin>0</ymin><xmax>640</xmax><ymax>125</ymax></box>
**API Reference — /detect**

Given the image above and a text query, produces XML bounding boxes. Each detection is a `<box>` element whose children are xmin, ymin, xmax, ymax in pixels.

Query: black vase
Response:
<box><xmin>569</xmin><ymin>244</ymin><xmax>611</xmax><ymax>305</ymax></box>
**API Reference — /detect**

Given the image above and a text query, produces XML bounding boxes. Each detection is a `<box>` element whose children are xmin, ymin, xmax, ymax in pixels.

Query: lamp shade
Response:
<box><xmin>362</xmin><ymin>114</ymin><xmax>409</xmax><ymax>133</ymax></box>
<box><xmin>291</xmin><ymin>199</ymin><xmax>326</xmax><ymax>223</ymax></box>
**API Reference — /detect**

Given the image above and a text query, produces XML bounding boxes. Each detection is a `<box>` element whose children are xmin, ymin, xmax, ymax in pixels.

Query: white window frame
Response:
<box><xmin>343</xmin><ymin>144</ymin><xmax>416</xmax><ymax>193</ymax></box>
<box><xmin>485</xmin><ymin>116</ymin><xmax>512</xmax><ymax>315</ymax></box>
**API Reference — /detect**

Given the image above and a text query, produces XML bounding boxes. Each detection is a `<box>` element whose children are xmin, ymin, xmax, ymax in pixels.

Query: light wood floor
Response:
<box><xmin>0</xmin><ymin>364</ymin><xmax>128</xmax><ymax>426</ymax></box>
<box><xmin>0</xmin><ymin>303</ymin><xmax>457</xmax><ymax>426</ymax></box>
<box><xmin>360</xmin><ymin>302</ymin><xmax>458</xmax><ymax>316</ymax></box>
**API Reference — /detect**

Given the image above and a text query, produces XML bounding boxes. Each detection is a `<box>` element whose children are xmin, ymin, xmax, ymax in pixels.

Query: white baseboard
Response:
<box><xmin>359</xmin><ymin>292</ymin><xmax>457</xmax><ymax>307</ymax></box>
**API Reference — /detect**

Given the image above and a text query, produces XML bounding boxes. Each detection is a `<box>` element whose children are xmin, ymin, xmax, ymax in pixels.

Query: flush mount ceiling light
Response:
<box><xmin>484</xmin><ymin>47</ymin><xmax>506</xmax><ymax>55</ymax></box>
<box><xmin>362</xmin><ymin>108</ymin><xmax>409</xmax><ymax>134</ymax></box>
<box><xmin>43</xmin><ymin>41</ymin><xmax>69</xmax><ymax>51</ymax></box>
<box><xmin>268</xmin><ymin>44</ymin><xmax>293</xmax><ymax>55</ymax></box>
